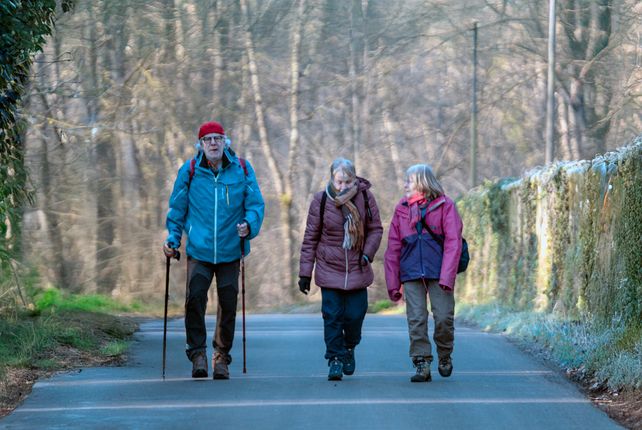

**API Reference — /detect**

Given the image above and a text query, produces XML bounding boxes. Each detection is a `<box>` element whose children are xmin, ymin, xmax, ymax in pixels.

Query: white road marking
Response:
<box><xmin>15</xmin><ymin>397</ymin><xmax>589</xmax><ymax>413</ymax></box>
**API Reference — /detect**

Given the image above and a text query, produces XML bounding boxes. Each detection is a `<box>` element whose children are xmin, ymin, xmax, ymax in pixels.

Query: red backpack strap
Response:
<box><xmin>239</xmin><ymin>157</ymin><xmax>248</xmax><ymax>176</ymax></box>
<box><xmin>188</xmin><ymin>158</ymin><xmax>196</xmax><ymax>188</ymax></box>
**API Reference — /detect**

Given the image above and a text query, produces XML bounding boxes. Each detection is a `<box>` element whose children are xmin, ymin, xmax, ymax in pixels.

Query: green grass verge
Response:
<box><xmin>368</xmin><ymin>299</ymin><xmax>405</xmax><ymax>314</ymax></box>
<box><xmin>456</xmin><ymin>303</ymin><xmax>642</xmax><ymax>390</ymax></box>
<box><xmin>100</xmin><ymin>340</ymin><xmax>129</xmax><ymax>357</ymax></box>
<box><xmin>32</xmin><ymin>287</ymin><xmax>146</xmax><ymax>314</ymax></box>
<box><xmin>0</xmin><ymin>309</ymin><xmax>137</xmax><ymax>379</ymax></box>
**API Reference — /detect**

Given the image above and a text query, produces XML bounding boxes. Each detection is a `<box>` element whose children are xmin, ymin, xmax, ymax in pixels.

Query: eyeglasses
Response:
<box><xmin>201</xmin><ymin>135</ymin><xmax>225</xmax><ymax>145</ymax></box>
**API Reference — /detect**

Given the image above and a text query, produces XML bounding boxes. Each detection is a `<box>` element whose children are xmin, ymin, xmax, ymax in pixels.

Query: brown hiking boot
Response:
<box><xmin>191</xmin><ymin>351</ymin><xmax>208</xmax><ymax>378</ymax></box>
<box><xmin>410</xmin><ymin>359</ymin><xmax>431</xmax><ymax>382</ymax></box>
<box><xmin>213</xmin><ymin>352</ymin><xmax>230</xmax><ymax>380</ymax></box>
<box><xmin>438</xmin><ymin>356</ymin><xmax>453</xmax><ymax>377</ymax></box>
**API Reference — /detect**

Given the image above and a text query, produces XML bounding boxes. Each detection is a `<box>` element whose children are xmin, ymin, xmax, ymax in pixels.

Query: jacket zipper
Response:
<box><xmin>214</xmin><ymin>175</ymin><xmax>219</xmax><ymax>263</ymax></box>
<box><xmin>419</xmin><ymin>209</ymin><xmax>426</xmax><ymax>279</ymax></box>
<box><xmin>419</xmin><ymin>232</ymin><xmax>425</xmax><ymax>279</ymax></box>
<box><xmin>344</xmin><ymin>249</ymin><xmax>349</xmax><ymax>289</ymax></box>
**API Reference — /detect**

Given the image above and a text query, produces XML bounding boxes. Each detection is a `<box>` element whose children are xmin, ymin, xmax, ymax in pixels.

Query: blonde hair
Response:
<box><xmin>405</xmin><ymin>164</ymin><xmax>444</xmax><ymax>200</ymax></box>
<box><xmin>330</xmin><ymin>158</ymin><xmax>357</xmax><ymax>180</ymax></box>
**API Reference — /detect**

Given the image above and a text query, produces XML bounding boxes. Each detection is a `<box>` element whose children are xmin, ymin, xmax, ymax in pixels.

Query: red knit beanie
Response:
<box><xmin>198</xmin><ymin>121</ymin><xmax>225</xmax><ymax>139</ymax></box>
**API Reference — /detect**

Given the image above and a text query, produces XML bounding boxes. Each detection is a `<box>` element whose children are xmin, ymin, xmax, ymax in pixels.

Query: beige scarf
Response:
<box><xmin>326</xmin><ymin>182</ymin><xmax>365</xmax><ymax>251</ymax></box>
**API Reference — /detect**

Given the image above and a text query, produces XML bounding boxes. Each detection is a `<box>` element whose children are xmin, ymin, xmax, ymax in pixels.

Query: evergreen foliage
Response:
<box><xmin>0</xmin><ymin>0</ymin><xmax>73</xmax><ymax>308</ymax></box>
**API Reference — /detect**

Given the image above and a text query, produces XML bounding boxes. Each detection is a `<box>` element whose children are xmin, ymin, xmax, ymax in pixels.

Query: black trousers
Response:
<box><xmin>320</xmin><ymin>287</ymin><xmax>368</xmax><ymax>361</ymax></box>
<box><xmin>185</xmin><ymin>257</ymin><xmax>239</xmax><ymax>361</ymax></box>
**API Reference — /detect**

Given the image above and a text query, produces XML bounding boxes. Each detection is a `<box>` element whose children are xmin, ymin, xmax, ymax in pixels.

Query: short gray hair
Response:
<box><xmin>330</xmin><ymin>158</ymin><xmax>356</xmax><ymax>179</ymax></box>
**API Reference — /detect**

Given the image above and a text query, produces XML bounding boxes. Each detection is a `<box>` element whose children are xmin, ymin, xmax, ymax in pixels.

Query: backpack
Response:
<box><xmin>419</xmin><ymin>207</ymin><xmax>470</xmax><ymax>274</ymax></box>
<box><xmin>188</xmin><ymin>156</ymin><xmax>248</xmax><ymax>187</ymax></box>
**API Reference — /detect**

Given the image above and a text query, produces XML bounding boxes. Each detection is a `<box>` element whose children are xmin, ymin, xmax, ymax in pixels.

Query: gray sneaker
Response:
<box><xmin>410</xmin><ymin>359</ymin><xmax>431</xmax><ymax>382</ymax></box>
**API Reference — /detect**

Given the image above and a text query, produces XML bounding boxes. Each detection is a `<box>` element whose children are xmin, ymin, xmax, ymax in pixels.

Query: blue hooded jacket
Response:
<box><xmin>165</xmin><ymin>149</ymin><xmax>265</xmax><ymax>264</ymax></box>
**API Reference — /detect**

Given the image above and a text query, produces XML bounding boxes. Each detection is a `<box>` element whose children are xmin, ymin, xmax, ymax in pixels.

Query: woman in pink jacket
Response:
<box><xmin>384</xmin><ymin>164</ymin><xmax>463</xmax><ymax>382</ymax></box>
<box><xmin>299</xmin><ymin>158</ymin><xmax>383</xmax><ymax>381</ymax></box>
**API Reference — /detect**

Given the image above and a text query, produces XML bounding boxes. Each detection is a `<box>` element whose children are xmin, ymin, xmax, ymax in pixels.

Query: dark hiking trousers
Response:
<box><xmin>185</xmin><ymin>257</ymin><xmax>239</xmax><ymax>361</ymax></box>
<box><xmin>320</xmin><ymin>287</ymin><xmax>368</xmax><ymax>361</ymax></box>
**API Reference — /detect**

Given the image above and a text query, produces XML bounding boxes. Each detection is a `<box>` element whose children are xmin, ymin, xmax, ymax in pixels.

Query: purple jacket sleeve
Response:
<box><xmin>384</xmin><ymin>206</ymin><xmax>403</xmax><ymax>301</ymax></box>
<box><xmin>439</xmin><ymin>199</ymin><xmax>463</xmax><ymax>290</ymax></box>
<box><xmin>299</xmin><ymin>193</ymin><xmax>322</xmax><ymax>278</ymax></box>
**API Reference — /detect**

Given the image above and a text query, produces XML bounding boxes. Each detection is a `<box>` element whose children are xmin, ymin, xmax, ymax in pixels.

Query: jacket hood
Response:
<box><xmin>195</xmin><ymin>148</ymin><xmax>239</xmax><ymax>169</ymax></box>
<box><xmin>356</xmin><ymin>176</ymin><xmax>372</xmax><ymax>191</ymax></box>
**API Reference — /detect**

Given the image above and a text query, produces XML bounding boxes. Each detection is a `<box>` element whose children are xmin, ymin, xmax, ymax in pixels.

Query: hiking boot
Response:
<box><xmin>343</xmin><ymin>348</ymin><xmax>355</xmax><ymax>376</ymax></box>
<box><xmin>213</xmin><ymin>352</ymin><xmax>230</xmax><ymax>380</ymax></box>
<box><xmin>438</xmin><ymin>356</ymin><xmax>453</xmax><ymax>377</ymax></box>
<box><xmin>191</xmin><ymin>351</ymin><xmax>208</xmax><ymax>378</ymax></box>
<box><xmin>328</xmin><ymin>357</ymin><xmax>343</xmax><ymax>381</ymax></box>
<box><xmin>410</xmin><ymin>359</ymin><xmax>431</xmax><ymax>382</ymax></box>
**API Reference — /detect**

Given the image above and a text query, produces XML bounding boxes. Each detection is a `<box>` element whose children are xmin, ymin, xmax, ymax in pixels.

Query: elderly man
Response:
<box><xmin>164</xmin><ymin>121</ymin><xmax>265</xmax><ymax>379</ymax></box>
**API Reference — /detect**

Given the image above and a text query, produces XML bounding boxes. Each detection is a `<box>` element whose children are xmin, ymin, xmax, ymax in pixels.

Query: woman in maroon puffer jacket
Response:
<box><xmin>298</xmin><ymin>158</ymin><xmax>383</xmax><ymax>381</ymax></box>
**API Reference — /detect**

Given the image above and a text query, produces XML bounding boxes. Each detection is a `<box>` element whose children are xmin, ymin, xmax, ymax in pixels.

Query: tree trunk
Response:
<box><xmin>348</xmin><ymin>0</ymin><xmax>363</xmax><ymax>166</ymax></box>
<box><xmin>360</xmin><ymin>0</ymin><xmax>372</xmax><ymax>178</ymax></box>
<box><xmin>378</xmin><ymin>69</ymin><xmax>402</xmax><ymax>186</ymax></box>
<box><xmin>212</xmin><ymin>0</ymin><xmax>223</xmax><ymax>105</ymax></box>
<box><xmin>93</xmin><ymin>4</ymin><xmax>122</xmax><ymax>294</ymax></box>
<box><xmin>34</xmin><ymin>57</ymin><xmax>69</xmax><ymax>290</ymax></box>
<box><xmin>559</xmin><ymin>0</ymin><xmax>614</xmax><ymax>158</ymax></box>
<box><xmin>239</xmin><ymin>0</ymin><xmax>291</xmax><ymax>292</ymax></box>
<box><xmin>284</xmin><ymin>0</ymin><xmax>306</xmax><ymax>294</ymax></box>
<box><xmin>95</xmin><ymin>130</ymin><xmax>118</xmax><ymax>294</ymax></box>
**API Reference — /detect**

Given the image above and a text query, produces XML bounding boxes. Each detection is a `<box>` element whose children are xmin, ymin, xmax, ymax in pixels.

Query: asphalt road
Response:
<box><xmin>1</xmin><ymin>314</ymin><xmax>621</xmax><ymax>429</ymax></box>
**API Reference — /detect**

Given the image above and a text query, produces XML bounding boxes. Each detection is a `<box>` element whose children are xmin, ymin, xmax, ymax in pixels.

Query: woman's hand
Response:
<box><xmin>298</xmin><ymin>276</ymin><xmax>311</xmax><ymax>295</ymax></box>
<box><xmin>389</xmin><ymin>289</ymin><xmax>403</xmax><ymax>302</ymax></box>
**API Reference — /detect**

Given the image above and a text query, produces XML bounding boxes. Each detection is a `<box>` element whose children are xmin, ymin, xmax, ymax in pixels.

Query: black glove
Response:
<box><xmin>298</xmin><ymin>276</ymin><xmax>311</xmax><ymax>295</ymax></box>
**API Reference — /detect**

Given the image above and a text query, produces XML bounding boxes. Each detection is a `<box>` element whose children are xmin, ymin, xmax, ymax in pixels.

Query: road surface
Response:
<box><xmin>1</xmin><ymin>314</ymin><xmax>621</xmax><ymax>429</ymax></box>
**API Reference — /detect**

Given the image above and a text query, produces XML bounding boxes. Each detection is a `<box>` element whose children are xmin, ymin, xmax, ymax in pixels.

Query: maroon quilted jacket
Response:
<box><xmin>299</xmin><ymin>178</ymin><xmax>383</xmax><ymax>290</ymax></box>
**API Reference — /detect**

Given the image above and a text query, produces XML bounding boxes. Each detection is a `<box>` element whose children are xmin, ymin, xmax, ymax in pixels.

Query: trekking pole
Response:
<box><xmin>162</xmin><ymin>250</ymin><xmax>180</xmax><ymax>380</ymax></box>
<box><xmin>241</xmin><ymin>238</ymin><xmax>247</xmax><ymax>374</ymax></box>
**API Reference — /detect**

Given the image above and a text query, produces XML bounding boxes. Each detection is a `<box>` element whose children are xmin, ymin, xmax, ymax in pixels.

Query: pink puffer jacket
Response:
<box><xmin>299</xmin><ymin>178</ymin><xmax>383</xmax><ymax>290</ymax></box>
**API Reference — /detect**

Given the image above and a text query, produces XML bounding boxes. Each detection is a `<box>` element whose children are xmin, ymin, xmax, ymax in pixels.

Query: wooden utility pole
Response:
<box><xmin>545</xmin><ymin>0</ymin><xmax>556</xmax><ymax>164</ymax></box>
<box><xmin>470</xmin><ymin>21</ymin><xmax>478</xmax><ymax>189</ymax></box>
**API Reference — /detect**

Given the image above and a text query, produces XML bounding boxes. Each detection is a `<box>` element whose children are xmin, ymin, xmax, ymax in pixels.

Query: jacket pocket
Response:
<box><xmin>187</xmin><ymin>223</ymin><xmax>208</xmax><ymax>252</ymax></box>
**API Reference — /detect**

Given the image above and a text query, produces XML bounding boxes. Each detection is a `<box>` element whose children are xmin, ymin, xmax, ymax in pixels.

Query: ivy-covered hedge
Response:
<box><xmin>1</xmin><ymin>0</ymin><xmax>73</xmax><ymax>307</ymax></box>
<box><xmin>457</xmin><ymin>136</ymin><xmax>642</xmax><ymax>327</ymax></box>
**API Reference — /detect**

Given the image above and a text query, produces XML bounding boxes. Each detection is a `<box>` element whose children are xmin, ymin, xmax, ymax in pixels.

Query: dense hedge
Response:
<box><xmin>0</xmin><ymin>1</ymin><xmax>73</xmax><ymax>307</ymax></box>
<box><xmin>457</xmin><ymin>136</ymin><xmax>642</xmax><ymax>327</ymax></box>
